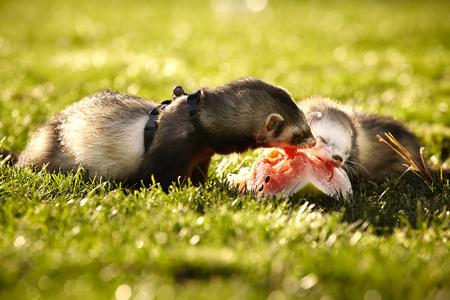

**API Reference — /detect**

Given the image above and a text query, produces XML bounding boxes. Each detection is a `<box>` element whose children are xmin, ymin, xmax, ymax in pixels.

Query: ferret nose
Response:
<box><xmin>332</xmin><ymin>155</ymin><xmax>343</xmax><ymax>163</ymax></box>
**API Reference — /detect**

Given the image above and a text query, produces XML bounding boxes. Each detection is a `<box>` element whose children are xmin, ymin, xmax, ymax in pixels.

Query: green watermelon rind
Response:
<box><xmin>291</xmin><ymin>182</ymin><xmax>327</xmax><ymax>198</ymax></box>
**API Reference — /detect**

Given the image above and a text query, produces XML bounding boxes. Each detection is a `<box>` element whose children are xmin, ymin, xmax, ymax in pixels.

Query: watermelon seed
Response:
<box><xmin>258</xmin><ymin>184</ymin><xmax>264</xmax><ymax>192</ymax></box>
<box><xmin>265</xmin><ymin>175</ymin><xmax>271</xmax><ymax>183</ymax></box>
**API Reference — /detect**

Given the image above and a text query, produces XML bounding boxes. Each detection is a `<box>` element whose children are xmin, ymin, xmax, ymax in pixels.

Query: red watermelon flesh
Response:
<box><xmin>229</xmin><ymin>148</ymin><xmax>352</xmax><ymax>198</ymax></box>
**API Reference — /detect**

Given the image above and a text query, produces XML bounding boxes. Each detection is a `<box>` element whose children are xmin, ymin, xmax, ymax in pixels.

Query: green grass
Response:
<box><xmin>1</xmin><ymin>0</ymin><xmax>450</xmax><ymax>299</ymax></box>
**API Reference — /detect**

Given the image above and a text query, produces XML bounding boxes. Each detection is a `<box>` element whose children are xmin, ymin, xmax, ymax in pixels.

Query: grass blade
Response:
<box><xmin>377</xmin><ymin>133</ymin><xmax>434</xmax><ymax>185</ymax></box>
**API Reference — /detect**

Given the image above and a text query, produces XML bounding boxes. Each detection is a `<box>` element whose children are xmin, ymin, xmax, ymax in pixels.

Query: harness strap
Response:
<box><xmin>143</xmin><ymin>88</ymin><xmax>216</xmax><ymax>152</ymax></box>
<box><xmin>186</xmin><ymin>90</ymin><xmax>217</xmax><ymax>152</ymax></box>
<box><xmin>187</xmin><ymin>89</ymin><xmax>201</xmax><ymax>115</ymax></box>
<box><xmin>144</xmin><ymin>100</ymin><xmax>172</xmax><ymax>151</ymax></box>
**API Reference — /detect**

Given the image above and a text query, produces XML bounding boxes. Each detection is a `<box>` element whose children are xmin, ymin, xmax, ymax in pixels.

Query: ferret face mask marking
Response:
<box><xmin>260</xmin><ymin>112</ymin><xmax>316</xmax><ymax>149</ymax></box>
<box><xmin>262</xmin><ymin>122</ymin><xmax>317</xmax><ymax>149</ymax></box>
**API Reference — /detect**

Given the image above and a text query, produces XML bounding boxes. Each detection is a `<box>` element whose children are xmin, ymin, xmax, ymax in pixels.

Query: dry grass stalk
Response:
<box><xmin>377</xmin><ymin>132</ymin><xmax>434</xmax><ymax>185</ymax></box>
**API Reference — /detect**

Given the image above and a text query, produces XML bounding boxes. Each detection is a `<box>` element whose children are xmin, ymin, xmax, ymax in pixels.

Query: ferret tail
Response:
<box><xmin>0</xmin><ymin>147</ymin><xmax>19</xmax><ymax>166</ymax></box>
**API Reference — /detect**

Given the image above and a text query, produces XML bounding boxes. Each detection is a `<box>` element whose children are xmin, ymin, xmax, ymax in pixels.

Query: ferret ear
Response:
<box><xmin>307</xmin><ymin>112</ymin><xmax>323</xmax><ymax>124</ymax></box>
<box><xmin>265</xmin><ymin>113</ymin><xmax>285</xmax><ymax>132</ymax></box>
<box><xmin>276</xmin><ymin>86</ymin><xmax>291</xmax><ymax>95</ymax></box>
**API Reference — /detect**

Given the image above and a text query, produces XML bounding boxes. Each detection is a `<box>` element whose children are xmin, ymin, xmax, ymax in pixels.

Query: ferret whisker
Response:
<box><xmin>346</xmin><ymin>160</ymin><xmax>369</xmax><ymax>176</ymax></box>
<box><xmin>298</xmin><ymin>97</ymin><xmax>357</xmax><ymax>181</ymax></box>
<box><xmin>342</xmin><ymin>162</ymin><xmax>359</xmax><ymax>180</ymax></box>
<box><xmin>297</xmin><ymin>97</ymin><xmax>439</xmax><ymax>184</ymax></box>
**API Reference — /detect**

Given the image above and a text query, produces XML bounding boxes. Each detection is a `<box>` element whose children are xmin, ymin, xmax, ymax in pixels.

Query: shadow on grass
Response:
<box><xmin>206</xmin><ymin>170</ymin><xmax>450</xmax><ymax>235</ymax></box>
<box><xmin>2</xmin><ymin>161</ymin><xmax>449</xmax><ymax>235</ymax></box>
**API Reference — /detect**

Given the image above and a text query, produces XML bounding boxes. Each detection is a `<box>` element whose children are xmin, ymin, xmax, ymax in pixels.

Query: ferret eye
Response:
<box><xmin>320</xmin><ymin>137</ymin><xmax>328</xmax><ymax>145</ymax></box>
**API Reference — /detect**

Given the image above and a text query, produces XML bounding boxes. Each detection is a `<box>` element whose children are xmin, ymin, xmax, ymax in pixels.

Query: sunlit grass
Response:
<box><xmin>1</xmin><ymin>0</ymin><xmax>450</xmax><ymax>299</ymax></box>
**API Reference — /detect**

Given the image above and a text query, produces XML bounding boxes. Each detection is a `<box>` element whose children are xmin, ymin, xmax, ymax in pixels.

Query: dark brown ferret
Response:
<box><xmin>15</xmin><ymin>77</ymin><xmax>316</xmax><ymax>191</ymax></box>
<box><xmin>352</xmin><ymin>111</ymin><xmax>424</xmax><ymax>181</ymax></box>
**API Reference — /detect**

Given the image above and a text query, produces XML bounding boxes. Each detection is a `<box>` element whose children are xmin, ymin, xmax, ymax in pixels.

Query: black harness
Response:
<box><xmin>144</xmin><ymin>88</ymin><xmax>213</xmax><ymax>151</ymax></box>
<box><xmin>186</xmin><ymin>90</ymin><xmax>216</xmax><ymax>151</ymax></box>
<box><xmin>143</xmin><ymin>99</ymin><xmax>172</xmax><ymax>150</ymax></box>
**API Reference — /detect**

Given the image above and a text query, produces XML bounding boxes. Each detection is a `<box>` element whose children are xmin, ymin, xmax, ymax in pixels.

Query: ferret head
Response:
<box><xmin>259</xmin><ymin>112</ymin><xmax>316</xmax><ymax>149</ymax></box>
<box><xmin>247</xmin><ymin>80</ymin><xmax>316</xmax><ymax>149</ymax></box>
<box><xmin>307</xmin><ymin>111</ymin><xmax>354</xmax><ymax>167</ymax></box>
<box><xmin>201</xmin><ymin>77</ymin><xmax>316</xmax><ymax>151</ymax></box>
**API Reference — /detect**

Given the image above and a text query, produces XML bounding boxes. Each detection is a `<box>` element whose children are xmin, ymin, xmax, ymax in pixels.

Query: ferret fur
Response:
<box><xmin>299</xmin><ymin>96</ymin><xmax>440</xmax><ymax>182</ymax></box>
<box><xmin>15</xmin><ymin>77</ymin><xmax>316</xmax><ymax>191</ymax></box>
<box><xmin>298</xmin><ymin>97</ymin><xmax>358</xmax><ymax>171</ymax></box>
<box><xmin>352</xmin><ymin>111</ymin><xmax>425</xmax><ymax>181</ymax></box>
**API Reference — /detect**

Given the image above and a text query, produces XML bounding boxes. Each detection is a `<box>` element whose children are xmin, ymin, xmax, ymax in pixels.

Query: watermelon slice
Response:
<box><xmin>228</xmin><ymin>148</ymin><xmax>352</xmax><ymax>198</ymax></box>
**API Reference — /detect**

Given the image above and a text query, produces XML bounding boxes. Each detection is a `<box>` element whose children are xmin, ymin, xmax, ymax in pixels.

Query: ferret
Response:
<box><xmin>352</xmin><ymin>111</ymin><xmax>424</xmax><ymax>181</ymax></box>
<box><xmin>298</xmin><ymin>97</ymin><xmax>358</xmax><ymax>171</ymax></box>
<box><xmin>298</xmin><ymin>96</ymin><xmax>432</xmax><ymax>182</ymax></box>
<box><xmin>13</xmin><ymin>77</ymin><xmax>316</xmax><ymax>191</ymax></box>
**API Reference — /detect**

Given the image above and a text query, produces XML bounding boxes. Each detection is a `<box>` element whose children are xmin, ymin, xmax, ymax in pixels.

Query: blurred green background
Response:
<box><xmin>1</xmin><ymin>1</ymin><xmax>450</xmax><ymax>300</ymax></box>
